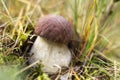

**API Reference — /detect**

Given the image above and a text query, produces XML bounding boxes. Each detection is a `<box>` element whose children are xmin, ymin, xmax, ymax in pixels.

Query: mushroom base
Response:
<box><xmin>28</xmin><ymin>36</ymin><xmax>71</xmax><ymax>74</ymax></box>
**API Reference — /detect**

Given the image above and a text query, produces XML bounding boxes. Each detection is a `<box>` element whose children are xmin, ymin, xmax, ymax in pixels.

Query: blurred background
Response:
<box><xmin>0</xmin><ymin>0</ymin><xmax>120</xmax><ymax>61</ymax></box>
<box><xmin>0</xmin><ymin>0</ymin><xmax>120</xmax><ymax>80</ymax></box>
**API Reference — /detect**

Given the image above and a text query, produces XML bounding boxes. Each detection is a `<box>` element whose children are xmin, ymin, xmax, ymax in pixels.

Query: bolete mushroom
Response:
<box><xmin>28</xmin><ymin>14</ymin><xmax>74</xmax><ymax>74</ymax></box>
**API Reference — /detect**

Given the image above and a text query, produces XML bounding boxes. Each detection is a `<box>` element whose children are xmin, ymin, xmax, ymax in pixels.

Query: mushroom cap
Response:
<box><xmin>35</xmin><ymin>14</ymin><xmax>74</xmax><ymax>44</ymax></box>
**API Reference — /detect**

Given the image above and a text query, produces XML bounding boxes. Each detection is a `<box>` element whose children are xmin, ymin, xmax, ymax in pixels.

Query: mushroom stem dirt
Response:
<box><xmin>29</xmin><ymin>36</ymin><xmax>71</xmax><ymax>73</ymax></box>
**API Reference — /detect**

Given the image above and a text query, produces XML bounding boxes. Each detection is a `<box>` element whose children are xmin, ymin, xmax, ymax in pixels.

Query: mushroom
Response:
<box><xmin>28</xmin><ymin>14</ymin><xmax>74</xmax><ymax>74</ymax></box>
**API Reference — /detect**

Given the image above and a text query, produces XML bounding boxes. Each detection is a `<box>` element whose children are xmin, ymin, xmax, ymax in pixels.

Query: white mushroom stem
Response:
<box><xmin>28</xmin><ymin>36</ymin><xmax>71</xmax><ymax>74</ymax></box>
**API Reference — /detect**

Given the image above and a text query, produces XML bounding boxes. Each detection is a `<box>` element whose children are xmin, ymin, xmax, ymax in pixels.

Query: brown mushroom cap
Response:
<box><xmin>35</xmin><ymin>14</ymin><xmax>74</xmax><ymax>44</ymax></box>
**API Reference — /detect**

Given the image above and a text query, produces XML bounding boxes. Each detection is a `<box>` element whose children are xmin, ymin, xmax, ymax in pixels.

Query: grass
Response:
<box><xmin>0</xmin><ymin>0</ymin><xmax>120</xmax><ymax>80</ymax></box>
